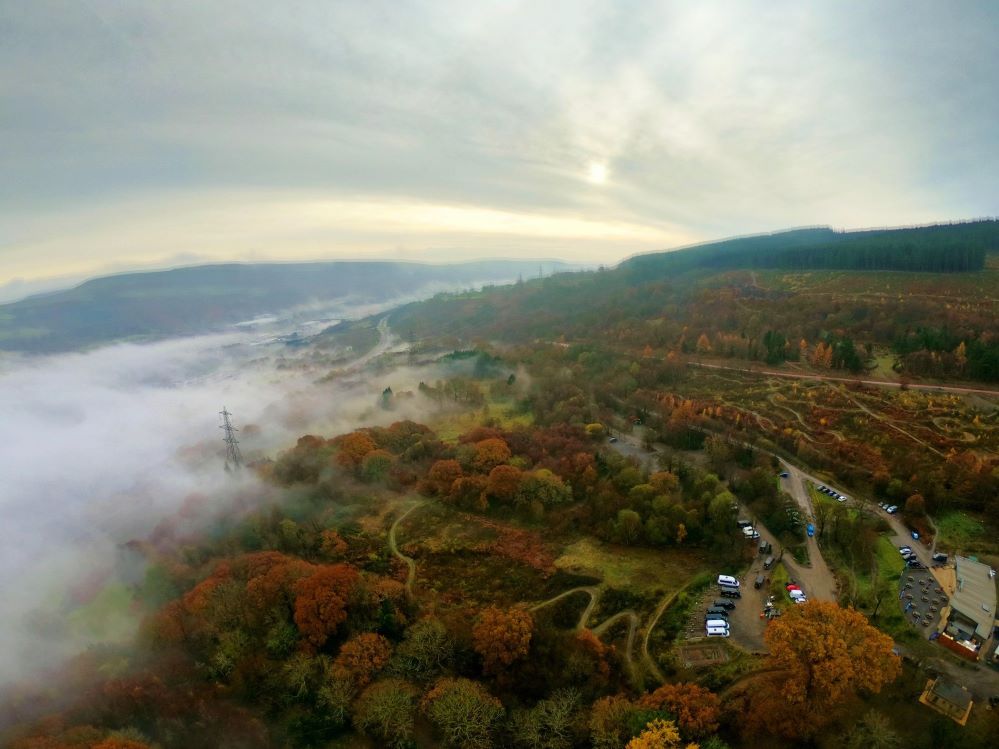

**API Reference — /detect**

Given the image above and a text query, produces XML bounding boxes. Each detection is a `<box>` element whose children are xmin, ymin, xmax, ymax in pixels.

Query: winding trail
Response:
<box><xmin>529</xmin><ymin>586</ymin><xmax>601</xmax><ymax>629</ymax></box>
<box><xmin>388</xmin><ymin>501</ymin><xmax>425</xmax><ymax>601</ymax></box>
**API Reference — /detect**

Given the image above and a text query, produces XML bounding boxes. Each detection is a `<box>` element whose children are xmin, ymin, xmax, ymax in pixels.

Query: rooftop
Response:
<box><xmin>950</xmin><ymin>556</ymin><xmax>997</xmax><ymax>640</ymax></box>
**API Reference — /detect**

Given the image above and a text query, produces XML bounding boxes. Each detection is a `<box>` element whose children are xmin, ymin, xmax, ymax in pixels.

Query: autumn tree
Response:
<box><xmin>485</xmin><ymin>464</ymin><xmax>523</xmax><ymax>505</ymax></box>
<box><xmin>449</xmin><ymin>475</ymin><xmax>489</xmax><ymax>511</ymax></box>
<box><xmin>589</xmin><ymin>695</ymin><xmax>640</xmax><ymax>749</ymax></box>
<box><xmin>904</xmin><ymin>493</ymin><xmax>926</xmax><ymax>516</ymax></box>
<box><xmin>293</xmin><ymin>563</ymin><xmax>360</xmax><ymax>650</ymax></box>
<box><xmin>335</xmin><ymin>431</ymin><xmax>378</xmax><ymax>468</ymax></box>
<box><xmin>426</xmin><ymin>459</ymin><xmax>463</xmax><ymax>496</ymax></box>
<box><xmin>695</xmin><ymin>333</ymin><xmax>712</xmax><ymax>354</ymax></box>
<box><xmin>333</xmin><ymin>633</ymin><xmax>393</xmax><ymax>687</ymax></box>
<box><xmin>637</xmin><ymin>682</ymin><xmax>720</xmax><ymax>737</ymax></box>
<box><xmin>516</xmin><ymin>469</ymin><xmax>572</xmax><ymax>509</ymax></box>
<box><xmin>749</xmin><ymin>600</ymin><xmax>901</xmax><ymax>739</ymax></box>
<box><xmin>626</xmin><ymin>718</ymin><xmax>697</xmax><ymax>749</ymax></box>
<box><xmin>473</xmin><ymin>438</ymin><xmax>512</xmax><ymax>472</ymax></box>
<box><xmin>421</xmin><ymin>677</ymin><xmax>505</xmax><ymax>749</ymax></box>
<box><xmin>472</xmin><ymin>606</ymin><xmax>533</xmax><ymax>674</ymax></box>
<box><xmin>352</xmin><ymin>678</ymin><xmax>418</xmax><ymax>749</ymax></box>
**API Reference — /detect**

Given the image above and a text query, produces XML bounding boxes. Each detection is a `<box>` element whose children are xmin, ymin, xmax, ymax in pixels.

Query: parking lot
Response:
<box><xmin>682</xmin><ymin>577</ymin><xmax>768</xmax><ymax>654</ymax></box>
<box><xmin>899</xmin><ymin>565</ymin><xmax>948</xmax><ymax>633</ymax></box>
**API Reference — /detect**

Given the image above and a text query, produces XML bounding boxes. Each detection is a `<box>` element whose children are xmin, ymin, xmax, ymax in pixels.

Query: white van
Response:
<box><xmin>706</xmin><ymin>626</ymin><xmax>730</xmax><ymax>637</ymax></box>
<box><xmin>705</xmin><ymin>618</ymin><xmax>729</xmax><ymax>629</ymax></box>
<box><xmin>717</xmin><ymin>575</ymin><xmax>740</xmax><ymax>588</ymax></box>
<box><xmin>789</xmin><ymin>590</ymin><xmax>806</xmax><ymax>600</ymax></box>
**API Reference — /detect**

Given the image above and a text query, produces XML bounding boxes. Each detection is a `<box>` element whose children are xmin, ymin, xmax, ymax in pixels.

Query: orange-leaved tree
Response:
<box><xmin>471</xmin><ymin>606</ymin><xmax>533</xmax><ymax>674</ymax></box>
<box><xmin>485</xmin><ymin>464</ymin><xmax>522</xmax><ymax>505</ymax></box>
<box><xmin>334</xmin><ymin>431</ymin><xmax>378</xmax><ymax>469</ymax></box>
<box><xmin>750</xmin><ymin>600</ymin><xmax>900</xmax><ymax>739</ymax></box>
<box><xmin>626</xmin><ymin>718</ymin><xmax>698</xmax><ymax>749</ymax></box>
<box><xmin>293</xmin><ymin>563</ymin><xmax>360</xmax><ymax>650</ymax></box>
<box><xmin>472</xmin><ymin>438</ymin><xmax>512</xmax><ymax>472</ymax></box>
<box><xmin>637</xmin><ymin>682</ymin><xmax>720</xmax><ymax>738</ymax></box>
<box><xmin>333</xmin><ymin>632</ymin><xmax>393</xmax><ymax>687</ymax></box>
<box><xmin>426</xmin><ymin>459</ymin><xmax>463</xmax><ymax>496</ymax></box>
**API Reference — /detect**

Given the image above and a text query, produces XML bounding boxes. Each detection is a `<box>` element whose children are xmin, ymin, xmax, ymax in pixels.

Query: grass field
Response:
<box><xmin>554</xmin><ymin>537</ymin><xmax>705</xmax><ymax>598</ymax></box>
<box><xmin>934</xmin><ymin>511</ymin><xmax>987</xmax><ymax>550</ymax></box>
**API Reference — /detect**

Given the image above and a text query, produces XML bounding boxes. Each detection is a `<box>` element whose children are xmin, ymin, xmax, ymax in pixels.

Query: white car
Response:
<box><xmin>717</xmin><ymin>575</ymin><xmax>740</xmax><ymax>588</ymax></box>
<box><xmin>705</xmin><ymin>626</ymin><xmax>730</xmax><ymax>637</ymax></box>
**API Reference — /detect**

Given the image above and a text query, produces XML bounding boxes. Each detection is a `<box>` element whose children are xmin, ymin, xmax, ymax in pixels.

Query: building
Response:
<box><xmin>919</xmin><ymin>677</ymin><xmax>973</xmax><ymax>725</ymax></box>
<box><xmin>938</xmin><ymin>556</ymin><xmax>996</xmax><ymax>661</ymax></box>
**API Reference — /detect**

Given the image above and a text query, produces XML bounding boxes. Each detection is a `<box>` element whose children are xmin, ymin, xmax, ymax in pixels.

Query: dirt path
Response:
<box><xmin>689</xmin><ymin>361</ymin><xmax>999</xmax><ymax>398</ymax></box>
<box><xmin>529</xmin><ymin>585</ymin><xmax>642</xmax><ymax>680</ymax></box>
<box><xmin>388</xmin><ymin>501</ymin><xmax>425</xmax><ymax>601</ymax></box>
<box><xmin>529</xmin><ymin>586</ymin><xmax>601</xmax><ymax>629</ymax></box>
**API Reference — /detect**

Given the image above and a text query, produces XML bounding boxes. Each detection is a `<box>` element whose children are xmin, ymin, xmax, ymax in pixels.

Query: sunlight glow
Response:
<box><xmin>587</xmin><ymin>162</ymin><xmax>608</xmax><ymax>184</ymax></box>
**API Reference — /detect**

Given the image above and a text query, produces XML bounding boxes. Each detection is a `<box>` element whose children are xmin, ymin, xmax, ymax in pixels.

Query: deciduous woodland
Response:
<box><xmin>3</xmin><ymin>221</ymin><xmax>998</xmax><ymax>748</ymax></box>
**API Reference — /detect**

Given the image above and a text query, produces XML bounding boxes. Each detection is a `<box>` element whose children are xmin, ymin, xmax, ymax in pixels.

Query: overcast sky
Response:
<box><xmin>2</xmin><ymin>1</ymin><xmax>997</xmax><ymax>290</ymax></box>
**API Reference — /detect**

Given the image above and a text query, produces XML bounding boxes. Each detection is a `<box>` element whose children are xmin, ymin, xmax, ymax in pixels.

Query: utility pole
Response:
<box><xmin>219</xmin><ymin>406</ymin><xmax>243</xmax><ymax>472</ymax></box>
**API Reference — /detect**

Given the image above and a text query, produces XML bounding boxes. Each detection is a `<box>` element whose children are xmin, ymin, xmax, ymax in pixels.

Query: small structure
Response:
<box><xmin>937</xmin><ymin>556</ymin><xmax>997</xmax><ymax>661</ymax></box>
<box><xmin>919</xmin><ymin>677</ymin><xmax>973</xmax><ymax>726</ymax></box>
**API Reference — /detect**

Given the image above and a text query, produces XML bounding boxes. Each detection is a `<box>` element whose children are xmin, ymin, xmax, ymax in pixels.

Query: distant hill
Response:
<box><xmin>621</xmin><ymin>219</ymin><xmax>999</xmax><ymax>278</ymax></box>
<box><xmin>0</xmin><ymin>260</ymin><xmax>568</xmax><ymax>353</ymax></box>
<box><xmin>383</xmin><ymin>219</ymin><xmax>999</xmax><ymax>382</ymax></box>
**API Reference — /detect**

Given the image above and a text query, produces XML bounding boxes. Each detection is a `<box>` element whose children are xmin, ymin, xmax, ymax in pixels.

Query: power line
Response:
<box><xmin>219</xmin><ymin>406</ymin><xmax>243</xmax><ymax>472</ymax></box>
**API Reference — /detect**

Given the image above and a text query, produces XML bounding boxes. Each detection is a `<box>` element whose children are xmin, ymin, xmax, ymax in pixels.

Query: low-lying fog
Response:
<box><xmin>0</xmin><ymin>305</ymin><xmax>442</xmax><ymax>686</ymax></box>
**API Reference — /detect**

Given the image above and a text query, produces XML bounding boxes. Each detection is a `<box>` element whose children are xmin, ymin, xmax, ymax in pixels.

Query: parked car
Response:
<box><xmin>779</xmin><ymin>472</ymin><xmax>789</xmax><ymax>478</ymax></box>
<box><xmin>899</xmin><ymin>546</ymin><xmax>912</xmax><ymax>555</ymax></box>
<box><xmin>705</xmin><ymin>626</ymin><xmax>730</xmax><ymax>638</ymax></box>
<box><xmin>886</xmin><ymin>505</ymin><xmax>899</xmax><ymax>514</ymax></box>
<box><xmin>717</xmin><ymin>575</ymin><xmax>740</xmax><ymax>588</ymax></box>
<box><xmin>608</xmin><ymin>436</ymin><xmax>618</xmax><ymax>443</ymax></box>
<box><xmin>932</xmin><ymin>553</ymin><xmax>948</xmax><ymax>563</ymax></box>
<box><xmin>713</xmin><ymin>599</ymin><xmax>736</xmax><ymax>610</ymax></box>
<box><xmin>806</xmin><ymin>523</ymin><xmax>815</xmax><ymax>537</ymax></box>
<box><xmin>719</xmin><ymin>586</ymin><xmax>742</xmax><ymax>599</ymax></box>
<box><xmin>837</xmin><ymin>494</ymin><xmax>848</xmax><ymax>502</ymax></box>
<box><xmin>911</xmin><ymin>531</ymin><xmax>920</xmax><ymax>540</ymax></box>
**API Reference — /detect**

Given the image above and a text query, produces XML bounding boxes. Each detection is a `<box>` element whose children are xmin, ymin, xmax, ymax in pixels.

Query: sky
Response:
<box><xmin>2</xmin><ymin>0</ymin><xmax>998</xmax><ymax>291</ymax></box>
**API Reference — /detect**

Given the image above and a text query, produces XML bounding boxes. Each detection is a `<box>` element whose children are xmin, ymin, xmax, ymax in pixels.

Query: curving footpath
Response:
<box><xmin>388</xmin><ymin>501</ymin><xmax>425</xmax><ymax>601</ymax></box>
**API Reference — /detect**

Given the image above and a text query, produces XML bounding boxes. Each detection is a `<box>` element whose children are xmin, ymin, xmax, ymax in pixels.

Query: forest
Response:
<box><xmin>620</xmin><ymin>220</ymin><xmax>997</xmax><ymax>276</ymax></box>
<box><xmin>0</xmin><ymin>413</ymin><xmax>921</xmax><ymax>749</ymax></box>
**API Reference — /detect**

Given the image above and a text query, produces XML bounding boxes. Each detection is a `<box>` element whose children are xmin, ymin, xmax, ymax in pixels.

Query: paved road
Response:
<box><xmin>774</xmin><ymin>461</ymin><xmax>838</xmax><ymax>602</ymax></box>
<box><xmin>688</xmin><ymin>360</ymin><xmax>999</xmax><ymax>397</ymax></box>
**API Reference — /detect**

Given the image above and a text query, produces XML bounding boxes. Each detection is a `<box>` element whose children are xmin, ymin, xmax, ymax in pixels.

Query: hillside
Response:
<box><xmin>0</xmin><ymin>259</ymin><xmax>567</xmax><ymax>353</ymax></box>
<box><xmin>384</xmin><ymin>221</ymin><xmax>999</xmax><ymax>382</ymax></box>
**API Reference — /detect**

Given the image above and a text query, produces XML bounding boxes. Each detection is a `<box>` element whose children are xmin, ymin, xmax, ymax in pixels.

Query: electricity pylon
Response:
<box><xmin>219</xmin><ymin>406</ymin><xmax>243</xmax><ymax>471</ymax></box>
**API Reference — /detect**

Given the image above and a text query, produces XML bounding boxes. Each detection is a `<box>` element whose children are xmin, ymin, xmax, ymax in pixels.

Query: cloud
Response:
<box><xmin>1</xmin><ymin>1</ymin><xmax>997</xmax><ymax>282</ymax></box>
<box><xmin>0</xmin><ymin>309</ymin><xmax>455</xmax><ymax>685</ymax></box>
<box><xmin>0</xmin><ymin>190</ymin><xmax>690</xmax><ymax>285</ymax></box>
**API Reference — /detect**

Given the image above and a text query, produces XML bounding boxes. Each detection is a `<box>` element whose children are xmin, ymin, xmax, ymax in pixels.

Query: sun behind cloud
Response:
<box><xmin>587</xmin><ymin>162</ymin><xmax>608</xmax><ymax>185</ymax></box>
